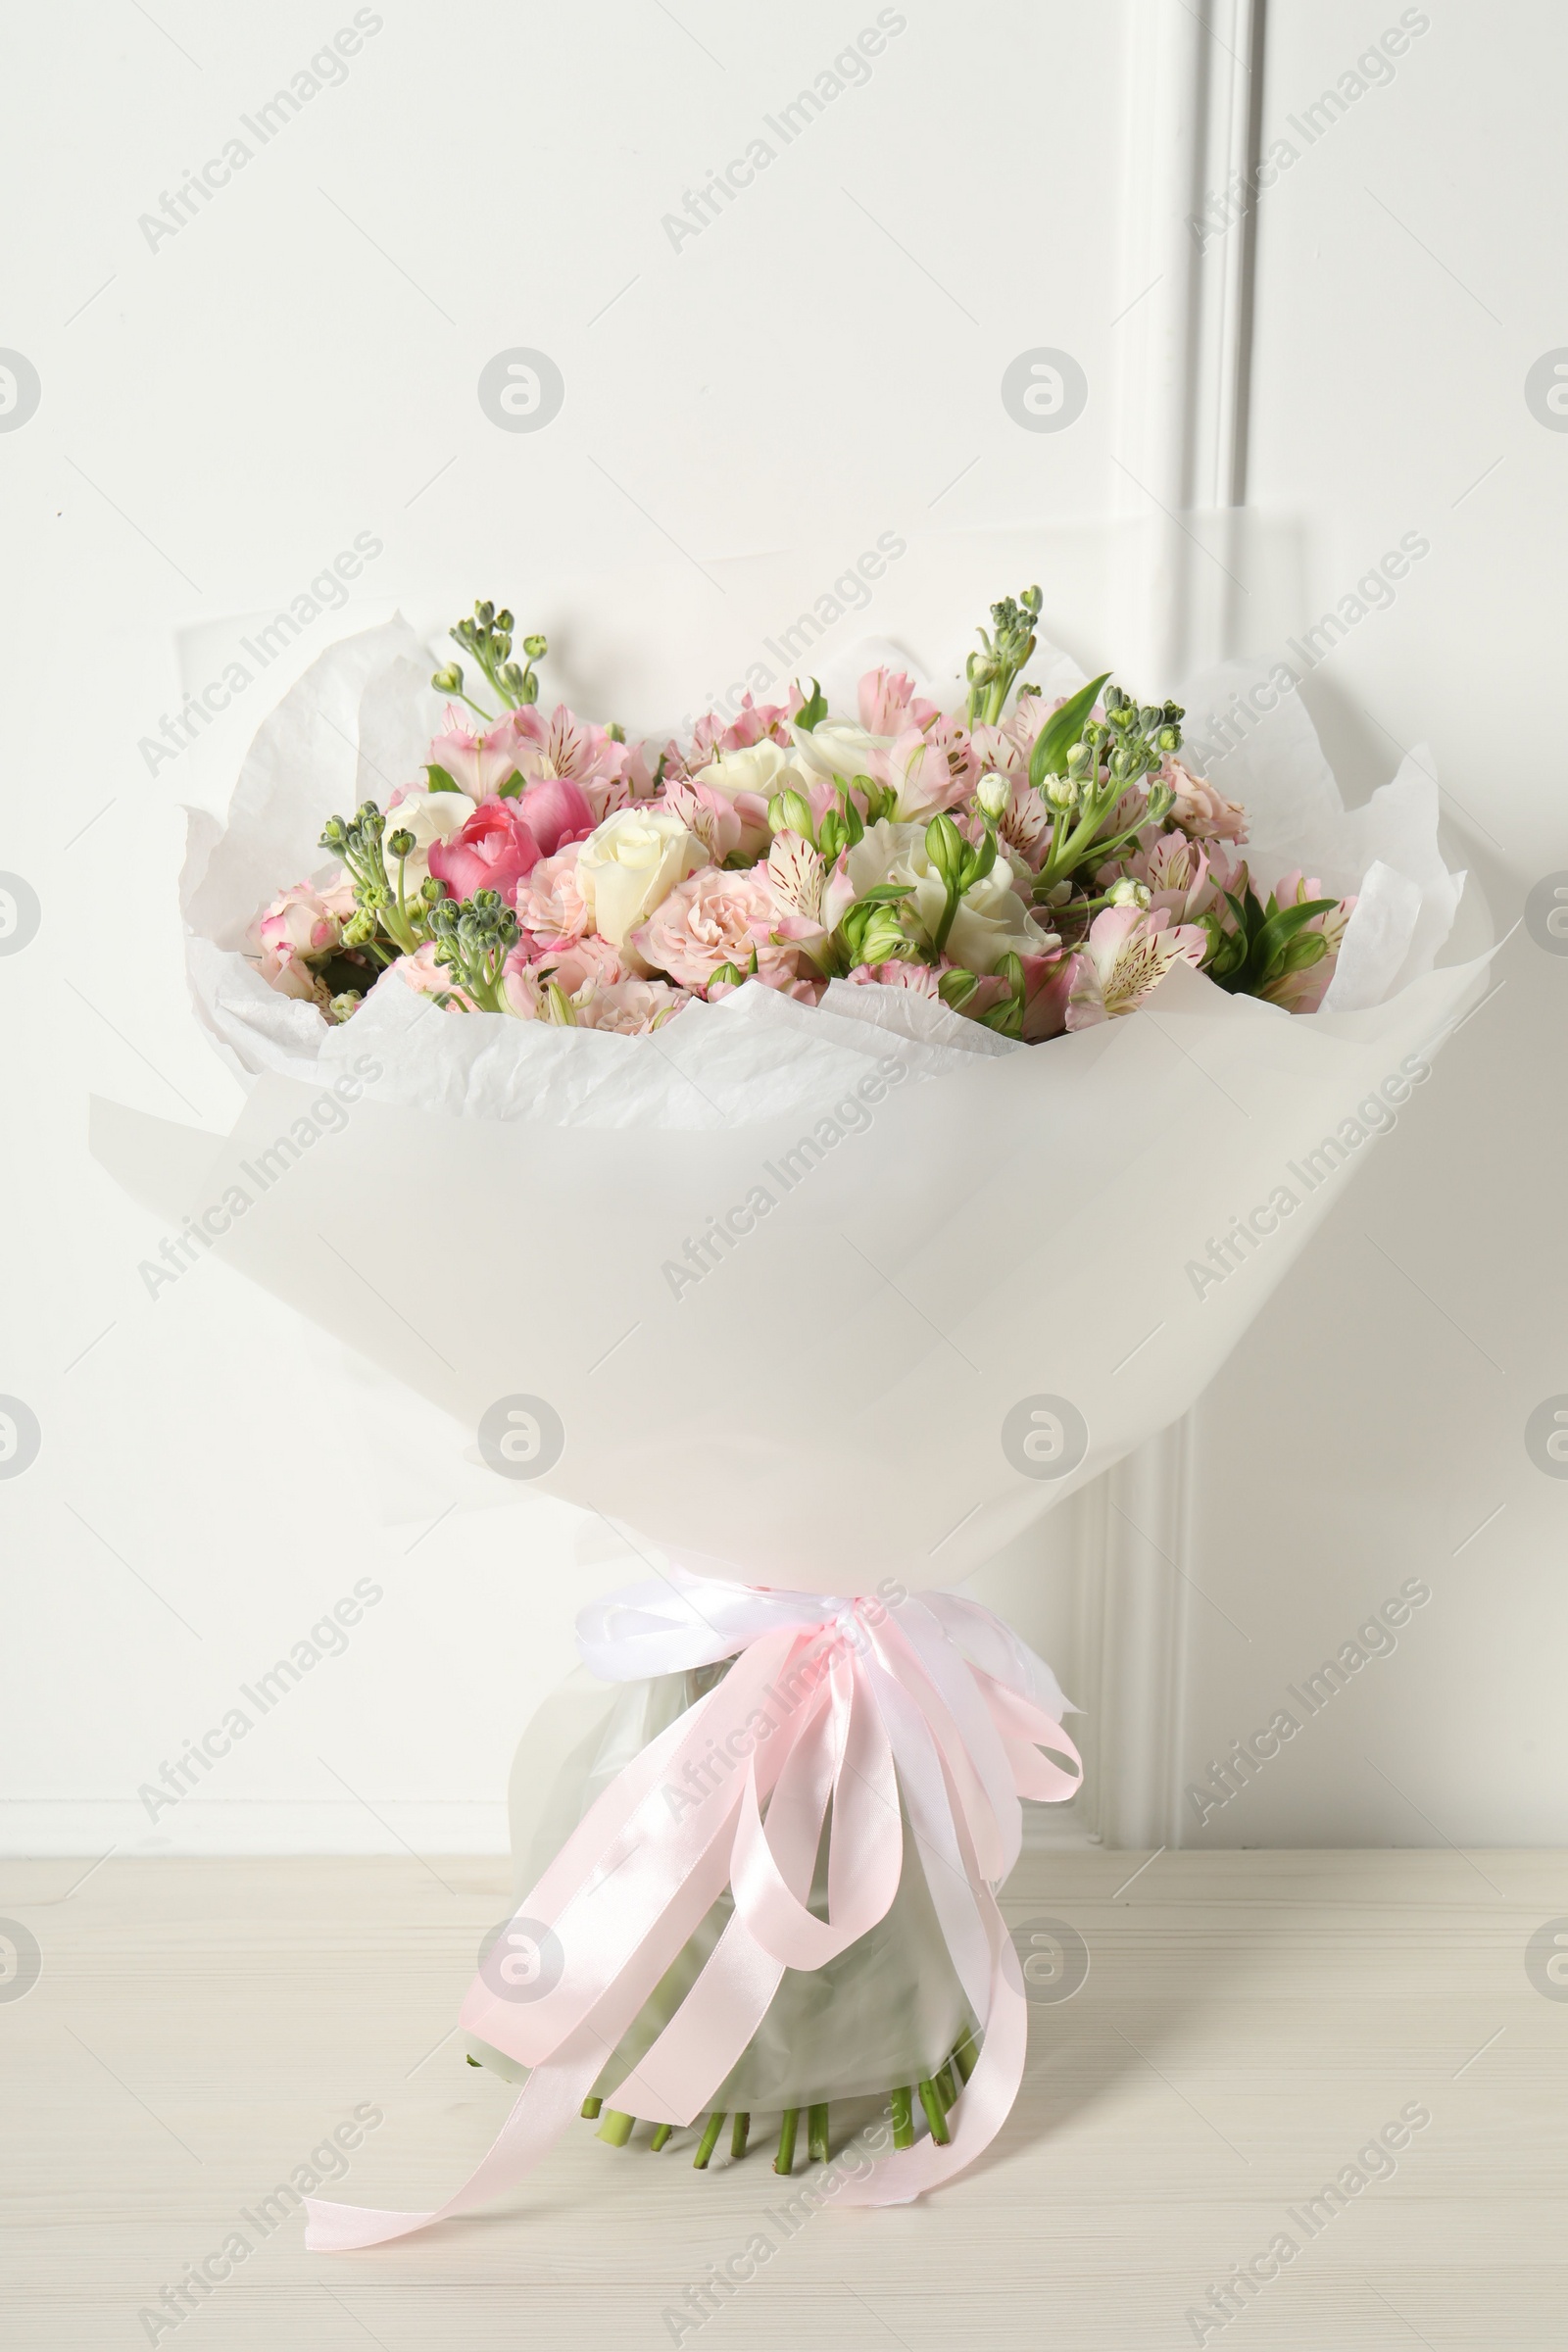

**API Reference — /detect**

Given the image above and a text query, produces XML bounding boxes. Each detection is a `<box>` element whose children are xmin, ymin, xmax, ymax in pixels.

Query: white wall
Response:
<box><xmin>1168</xmin><ymin>0</ymin><xmax>1568</xmax><ymax>1845</ymax></box>
<box><xmin>3</xmin><ymin>0</ymin><xmax>1560</xmax><ymax>1860</ymax></box>
<box><xmin>1</xmin><ymin>0</ymin><xmax>1140</xmax><ymax>1855</ymax></box>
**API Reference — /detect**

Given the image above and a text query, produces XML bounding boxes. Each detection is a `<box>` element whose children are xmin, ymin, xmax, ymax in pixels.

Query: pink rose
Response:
<box><xmin>518</xmin><ymin>844</ymin><xmax>590</xmax><ymax>947</ymax></box>
<box><xmin>257</xmin><ymin>878</ymin><xmax>350</xmax><ymax>964</ymax></box>
<box><xmin>396</xmin><ymin>942</ymin><xmax>477</xmax><ymax>1010</ymax></box>
<box><xmin>577</xmin><ymin>978</ymin><xmax>689</xmax><ymax>1034</ymax></box>
<box><xmin>631</xmin><ymin>864</ymin><xmax>803</xmax><ymax>992</ymax></box>
<box><xmin>535</xmin><ymin>934</ymin><xmax>626</xmax><ymax>993</ymax></box>
<box><xmin>426</xmin><ymin>798</ymin><xmax>541</xmax><ymax>907</ymax></box>
<box><xmin>261</xmin><ymin>945</ymin><xmax>331</xmax><ymax>1005</ymax></box>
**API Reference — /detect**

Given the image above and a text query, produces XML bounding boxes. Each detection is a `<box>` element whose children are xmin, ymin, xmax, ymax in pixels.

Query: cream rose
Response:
<box><xmin>692</xmin><ymin>739</ymin><xmax>813</xmax><ymax>804</ymax></box>
<box><xmin>845</xmin><ymin>819</ymin><xmax>1049</xmax><ymax>974</ymax></box>
<box><xmin>576</xmin><ymin>807</ymin><xmax>704</xmax><ymax>950</ymax></box>
<box><xmin>383</xmin><ymin>785</ymin><xmax>478</xmax><ymax>892</ymax></box>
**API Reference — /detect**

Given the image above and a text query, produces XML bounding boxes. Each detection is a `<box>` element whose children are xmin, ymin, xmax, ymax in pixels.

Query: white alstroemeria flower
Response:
<box><xmin>844</xmin><ymin>820</ymin><xmax>1049</xmax><ymax>974</ymax></box>
<box><xmin>787</xmin><ymin>717</ymin><xmax>893</xmax><ymax>786</ymax></box>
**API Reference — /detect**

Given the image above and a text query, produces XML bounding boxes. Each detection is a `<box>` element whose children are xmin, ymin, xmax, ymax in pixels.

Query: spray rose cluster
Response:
<box><xmin>249</xmin><ymin>590</ymin><xmax>1355</xmax><ymax>1039</ymax></box>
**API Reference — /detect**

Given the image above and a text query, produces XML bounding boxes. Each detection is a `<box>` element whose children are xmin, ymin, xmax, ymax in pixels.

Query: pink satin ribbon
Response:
<box><xmin>305</xmin><ymin>1566</ymin><xmax>1080</xmax><ymax>2252</ymax></box>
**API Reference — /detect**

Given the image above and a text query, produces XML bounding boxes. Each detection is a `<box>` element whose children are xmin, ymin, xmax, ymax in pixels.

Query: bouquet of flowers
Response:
<box><xmin>96</xmin><ymin>580</ymin><xmax>1488</xmax><ymax>2250</ymax></box>
<box><xmin>245</xmin><ymin>587</ymin><xmax>1358</xmax><ymax>1050</ymax></box>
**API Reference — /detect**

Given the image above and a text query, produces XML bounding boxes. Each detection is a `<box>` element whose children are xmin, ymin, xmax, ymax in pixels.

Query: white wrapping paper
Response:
<box><xmin>89</xmin><ymin>602</ymin><xmax>1496</xmax><ymax>2160</ymax></box>
<box><xmin>95</xmin><ymin>616</ymin><xmax>1491</xmax><ymax>1597</ymax></box>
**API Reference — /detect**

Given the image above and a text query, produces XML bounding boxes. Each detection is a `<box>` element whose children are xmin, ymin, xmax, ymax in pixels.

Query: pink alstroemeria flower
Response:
<box><xmin>1068</xmin><ymin>905</ymin><xmax>1208</xmax><ymax>1026</ymax></box>
<box><xmin>661</xmin><ymin>776</ymin><xmax>747</xmax><ymax>865</ymax></box>
<box><xmin>858</xmin><ymin>666</ymin><xmax>940</xmax><ymax>737</ymax></box>
<box><xmin>429</xmin><ymin>709</ymin><xmax>524</xmax><ymax>801</ymax></box>
<box><xmin>1164</xmin><ymin>759</ymin><xmax>1249</xmax><ymax>843</ymax></box>
<box><xmin>504</xmin><ymin>703</ymin><xmax>631</xmax><ymax>821</ymax></box>
<box><xmin>1256</xmin><ymin>871</ymin><xmax>1356</xmax><ymax>1013</ymax></box>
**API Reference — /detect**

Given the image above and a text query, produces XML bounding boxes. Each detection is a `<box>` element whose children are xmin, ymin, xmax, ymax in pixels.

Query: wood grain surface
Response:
<box><xmin>3</xmin><ymin>1849</ymin><xmax>1565</xmax><ymax>2348</ymax></box>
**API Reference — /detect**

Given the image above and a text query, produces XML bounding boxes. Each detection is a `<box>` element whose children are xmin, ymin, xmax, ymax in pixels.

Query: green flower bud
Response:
<box><xmin>924</xmin><ymin>813</ymin><xmax>964</xmax><ymax>885</ymax></box>
<box><xmin>773</xmin><ymin>789</ymin><xmax>814</xmax><ymax>840</ymax></box>
<box><xmin>328</xmin><ymin>992</ymin><xmax>362</xmax><ymax>1023</ymax></box>
<box><xmin>976</xmin><ymin>773</ymin><xmax>1009</xmax><ymax>819</ymax></box>
<box><xmin>387</xmin><ymin>829</ymin><xmax>415</xmax><ymax>859</ymax></box>
<box><xmin>522</xmin><ymin>633</ymin><xmax>548</xmax><ymax>660</ymax></box>
<box><xmin>1105</xmin><ymin>877</ymin><xmax>1152</xmax><ymax>909</ymax></box>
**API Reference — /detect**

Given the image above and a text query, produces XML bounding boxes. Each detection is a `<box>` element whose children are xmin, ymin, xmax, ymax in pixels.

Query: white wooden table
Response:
<box><xmin>3</xmin><ymin>1850</ymin><xmax>1565</xmax><ymax>2348</ymax></box>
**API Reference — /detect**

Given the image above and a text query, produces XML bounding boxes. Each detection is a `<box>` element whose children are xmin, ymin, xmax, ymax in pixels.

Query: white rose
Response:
<box><xmin>845</xmin><ymin>819</ymin><xmax>1048</xmax><ymax>974</ymax></box>
<box><xmin>692</xmin><ymin>739</ymin><xmax>812</xmax><ymax>803</ymax></box>
<box><xmin>788</xmin><ymin>717</ymin><xmax>893</xmax><ymax>784</ymax></box>
<box><xmin>577</xmin><ymin>807</ymin><xmax>705</xmax><ymax>950</ymax></box>
<box><xmin>383</xmin><ymin>786</ymin><xmax>477</xmax><ymax>892</ymax></box>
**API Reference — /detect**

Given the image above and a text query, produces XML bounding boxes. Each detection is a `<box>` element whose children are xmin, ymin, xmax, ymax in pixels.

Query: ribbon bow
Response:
<box><xmin>306</xmin><ymin>1564</ymin><xmax>1080</xmax><ymax>2250</ymax></box>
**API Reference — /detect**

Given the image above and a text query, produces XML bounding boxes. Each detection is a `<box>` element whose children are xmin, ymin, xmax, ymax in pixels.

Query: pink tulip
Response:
<box><xmin>515</xmin><ymin>773</ymin><xmax>595</xmax><ymax>858</ymax></box>
<box><xmin>426</xmin><ymin>798</ymin><xmax>541</xmax><ymax>907</ymax></box>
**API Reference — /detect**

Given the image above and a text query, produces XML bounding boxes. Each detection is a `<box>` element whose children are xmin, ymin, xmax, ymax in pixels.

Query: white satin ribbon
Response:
<box><xmin>305</xmin><ymin>1563</ymin><xmax>1080</xmax><ymax>2251</ymax></box>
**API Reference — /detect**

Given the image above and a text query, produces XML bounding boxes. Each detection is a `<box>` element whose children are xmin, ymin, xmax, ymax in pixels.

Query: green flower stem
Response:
<box><xmin>917</xmin><ymin>2079</ymin><xmax>951</xmax><ymax>2145</ymax></box>
<box><xmin>649</xmin><ymin>2124</ymin><xmax>673</xmax><ymax>2152</ymax></box>
<box><xmin>394</xmin><ymin>851</ymin><xmax>418</xmax><ymax>950</ymax></box>
<box><xmin>890</xmin><ymin>2086</ymin><xmax>915</xmax><ymax>2149</ymax></box>
<box><xmin>596</xmin><ymin>2109</ymin><xmax>636</xmax><ymax>2147</ymax></box>
<box><xmin>693</xmin><ymin>2112</ymin><xmax>726</xmax><ymax>2170</ymax></box>
<box><xmin>730</xmin><ymin>2112</ymin><xmax>751</xmax><ymax>2161</ymax></box>
<box><xmin>808</xmin><ymin>2104</ymin><xmax>830</xmax><ymax>2165</ymax></box>
<box><xmin>930</xmin><ymin>880</ymin><xmax>962</xmax><ymax>960</ymax></box>
<box><xmin>773</xmin><ymin>2110</ymin><xmax>799</xmax><ymax>2175</ymax></box>
<box><xmin>580</xmin><ymin>2095</ymin><xmax>603</xmax><ymax>2120</ymax></box>
<box><xmin>934</xmin><ymin>2063</ymin><xmax>957</xmax><ymax>2112</ymax></box>
<box><xmin>953</xmin><ymin>2031</ymin><xmax>978</xmax><ymax>2083</ymax></box>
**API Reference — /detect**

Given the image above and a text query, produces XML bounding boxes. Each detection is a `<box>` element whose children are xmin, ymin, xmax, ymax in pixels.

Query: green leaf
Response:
<box><xmin>1246</xmin><ymin>897</ymin><xmax>1339</xmax><ymax>984</ymax></box>
<box><xmin>794</xmin><ymin>679</ymin><xmax>828</xmax><ymax>731</ymax></box>
<box><xmin>425</xmin><ymin>763</ymin><xmax>464</xmax><ymax>794</ymax></box>
<box><xmin>494</xmin><ymin>770</ymin><xmax>523</xmax><ymax>799</ymax></box>
<box><xmin>1029</xmin><ymin>672</ymin><xmax>1111</xmax><ymax>790</ymax></box>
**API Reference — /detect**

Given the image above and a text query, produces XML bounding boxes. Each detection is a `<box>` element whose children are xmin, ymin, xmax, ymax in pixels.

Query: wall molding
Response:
<box><xmin>1082</xmin><ymin>0</ymin><xmax>1266</xmax><ymax>1850</ymax></box>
